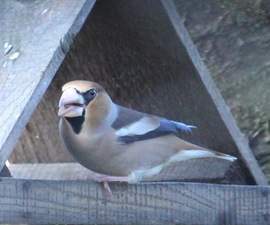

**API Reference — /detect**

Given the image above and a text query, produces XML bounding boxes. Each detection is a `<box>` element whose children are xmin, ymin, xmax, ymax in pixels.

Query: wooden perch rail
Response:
<box><xmin>0</xmin><ymin>178</ymin><xmax>269</xmax><ymax>225</ymax></box>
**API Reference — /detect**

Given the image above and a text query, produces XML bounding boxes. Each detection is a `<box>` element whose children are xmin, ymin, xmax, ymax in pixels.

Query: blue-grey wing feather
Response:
<box><xmin>170</xmin><ymin>120</ymin><xmax>196</xmax><ymax>132</ymax></box>
<box><xmin>118</xmin><ymin>117</ymin><xmax>196</xmax><ymax>144</ymax></box>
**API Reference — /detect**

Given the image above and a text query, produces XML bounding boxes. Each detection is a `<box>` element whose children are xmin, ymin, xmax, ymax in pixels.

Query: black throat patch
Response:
<box><xmin>65</xmin><ymin>115</ymin><xmax>85</xmax><ymax>134</ymax></box>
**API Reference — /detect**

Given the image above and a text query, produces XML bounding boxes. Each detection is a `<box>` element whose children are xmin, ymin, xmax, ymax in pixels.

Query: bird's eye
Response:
<box><xmin>89</xmin><ymin>88</ymin><xmax>96</xmax><ymax>96</ymax></box>
<box><xmin>83</xmin><ymin>88</ymin><xmax>97</xmax><ymax>105</ymax></box>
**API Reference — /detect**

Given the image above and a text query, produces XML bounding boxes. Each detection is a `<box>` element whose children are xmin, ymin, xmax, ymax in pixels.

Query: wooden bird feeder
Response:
<box><xmin>0</xmin><ymin>0</ymin><xmax>269</xmax><ymax>224</ymax></box>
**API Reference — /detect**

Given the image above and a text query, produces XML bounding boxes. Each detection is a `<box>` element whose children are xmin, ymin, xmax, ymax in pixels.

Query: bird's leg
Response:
<box><xmin>102</xmin><ymin>181</ymin><xmax>113</xmax><ymax>198</ymax></box>
<box><xmin>86</xmin><ymin>174</ymin><xmax>130</xmax><ymax>198</ymax></box>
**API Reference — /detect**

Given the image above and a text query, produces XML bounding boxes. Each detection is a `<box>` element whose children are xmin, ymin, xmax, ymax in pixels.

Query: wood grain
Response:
<box><xmin>0</xmin><ymin>0</ymin><xmax>95</xmax><ymax>170</ymax></box>
<box><xmin>0</xmin><ymin>178</ymin><xmax>269</xmax><ymax>224</ymax></box>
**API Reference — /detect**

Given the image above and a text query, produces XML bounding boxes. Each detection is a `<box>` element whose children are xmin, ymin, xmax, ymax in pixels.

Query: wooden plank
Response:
<box><xmin>8</xmin><ymin>161</ymin><xmax>247</xmax><ymax>184</ymax></box>
<box><xmin>0</xmin><ymin>178</ymin><xmax>269</xmax><ymax>224</ymax></box>
<box><xmin>0</xmin><ymin>0</ymin><xmax>95</xmax><ymax>170</ymax></box>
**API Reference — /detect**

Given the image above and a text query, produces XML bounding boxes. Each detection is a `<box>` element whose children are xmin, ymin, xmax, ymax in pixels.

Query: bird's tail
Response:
<box><xmin>214</xmin><ymin>151</ymin><xmax>237</xmax><ymax>161</ymax></box>
<box><xmin>172</xmin><ymin>139</ymin><xmax>237</xmax><ymax>163</ymax></box>
<box><xmin>169</xmin><ymin>149</ymin><xmax>237</xmax><ymax>164</ymax></box>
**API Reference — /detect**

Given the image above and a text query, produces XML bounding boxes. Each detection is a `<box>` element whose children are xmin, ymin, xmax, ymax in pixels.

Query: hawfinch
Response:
<box><xmin>58</xmin><ymin>80</ymin><xmax>237</xmax><ymax>195</ymax></box>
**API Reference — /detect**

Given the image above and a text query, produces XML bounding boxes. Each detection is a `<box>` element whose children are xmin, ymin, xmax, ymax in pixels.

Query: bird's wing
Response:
<box><xmin>112</xmin><ymin>105</ymin><xmax>196</xmax><ymax>144</ymax></box>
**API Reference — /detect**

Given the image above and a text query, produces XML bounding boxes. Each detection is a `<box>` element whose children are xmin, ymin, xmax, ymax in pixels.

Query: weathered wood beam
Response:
<box><xmin>0</xmin><ymin>0</ymin><xmax>95</xmax><ymax>170</ymax></box>
<box><xmin>8</xmin><ymin>161</ymin><xmax>246</xmax><ymax>184</ymax></box>
<box><xmin>0</xmin><ymin>178</ymin><xmax>269</xmax><ymax>224</ymax></box>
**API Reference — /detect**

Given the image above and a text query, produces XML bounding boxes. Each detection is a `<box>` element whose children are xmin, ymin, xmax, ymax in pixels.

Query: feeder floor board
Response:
<box><xmin>0</xmin><ymin>178</ymin><xmax>269</xmax><ymax>224</ymax></box>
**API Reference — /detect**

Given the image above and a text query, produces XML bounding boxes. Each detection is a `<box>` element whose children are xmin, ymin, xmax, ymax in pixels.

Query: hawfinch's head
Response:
<box><xmin>58</xmin><ymin>80</ymin><xmax>110</xmax><ymax>119</ymax></box>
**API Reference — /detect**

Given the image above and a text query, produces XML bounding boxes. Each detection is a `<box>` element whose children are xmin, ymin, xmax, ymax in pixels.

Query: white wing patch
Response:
<box><xmin>115</xmin><ymin>117</ymin><xmax>159</xmax><ymax>136</ymax></box>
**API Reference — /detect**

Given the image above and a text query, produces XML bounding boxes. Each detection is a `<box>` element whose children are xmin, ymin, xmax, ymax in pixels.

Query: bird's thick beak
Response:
<box><xmin>58</xmin><ymin>88</ymin><xmax>85</xmax><ymax>117</ymax></box>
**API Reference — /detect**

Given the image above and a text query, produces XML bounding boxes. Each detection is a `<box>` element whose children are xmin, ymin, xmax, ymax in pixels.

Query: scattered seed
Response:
<box><xmin>9</xmin><ymin>52</ymin><xmax>20</xmax><ymax>60</ymax></box>
<box><xmin>42</xmin><ymin>8</ymin><xmax>49</xmax><ymax>15</ymax></box>
<box><xmin>4</xmin><ymin>44</ymin><xmax>13</xmax><ymax>55</ymax></box>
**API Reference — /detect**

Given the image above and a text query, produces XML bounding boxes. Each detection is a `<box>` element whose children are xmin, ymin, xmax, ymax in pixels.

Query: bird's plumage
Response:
<box><xmin>58</xmin><ymin>80</ymin><xmax>237</xmax><ymax>185</ymax></box>
<box><xmin>112</xmin><ymin>105</ymin><xmax>196</xmax><ymax>144</ymax></box>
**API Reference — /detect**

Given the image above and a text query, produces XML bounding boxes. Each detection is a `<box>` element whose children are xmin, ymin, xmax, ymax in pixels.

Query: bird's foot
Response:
<box><xmin>86</xmin><ymin>174</ymin><xmax>130</xmax><ymax>198</ymax></box>
<box><xmin>102</xmin><ymin>182</ymin><xmax>113</xmax><ymax>198</ymax></box>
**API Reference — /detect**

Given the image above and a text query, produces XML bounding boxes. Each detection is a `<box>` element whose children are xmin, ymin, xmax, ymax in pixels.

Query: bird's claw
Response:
<box><xmin>102</xmin><ymin>182</ymin><xmax>113</xmax><ymax>198</ymax></box>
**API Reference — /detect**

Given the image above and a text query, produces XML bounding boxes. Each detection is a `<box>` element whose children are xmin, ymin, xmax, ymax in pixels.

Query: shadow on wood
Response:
<box><xmin>0</xmin><ymin>164</ymin><xmax>11</xmax><ymax>177</ymax></box>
